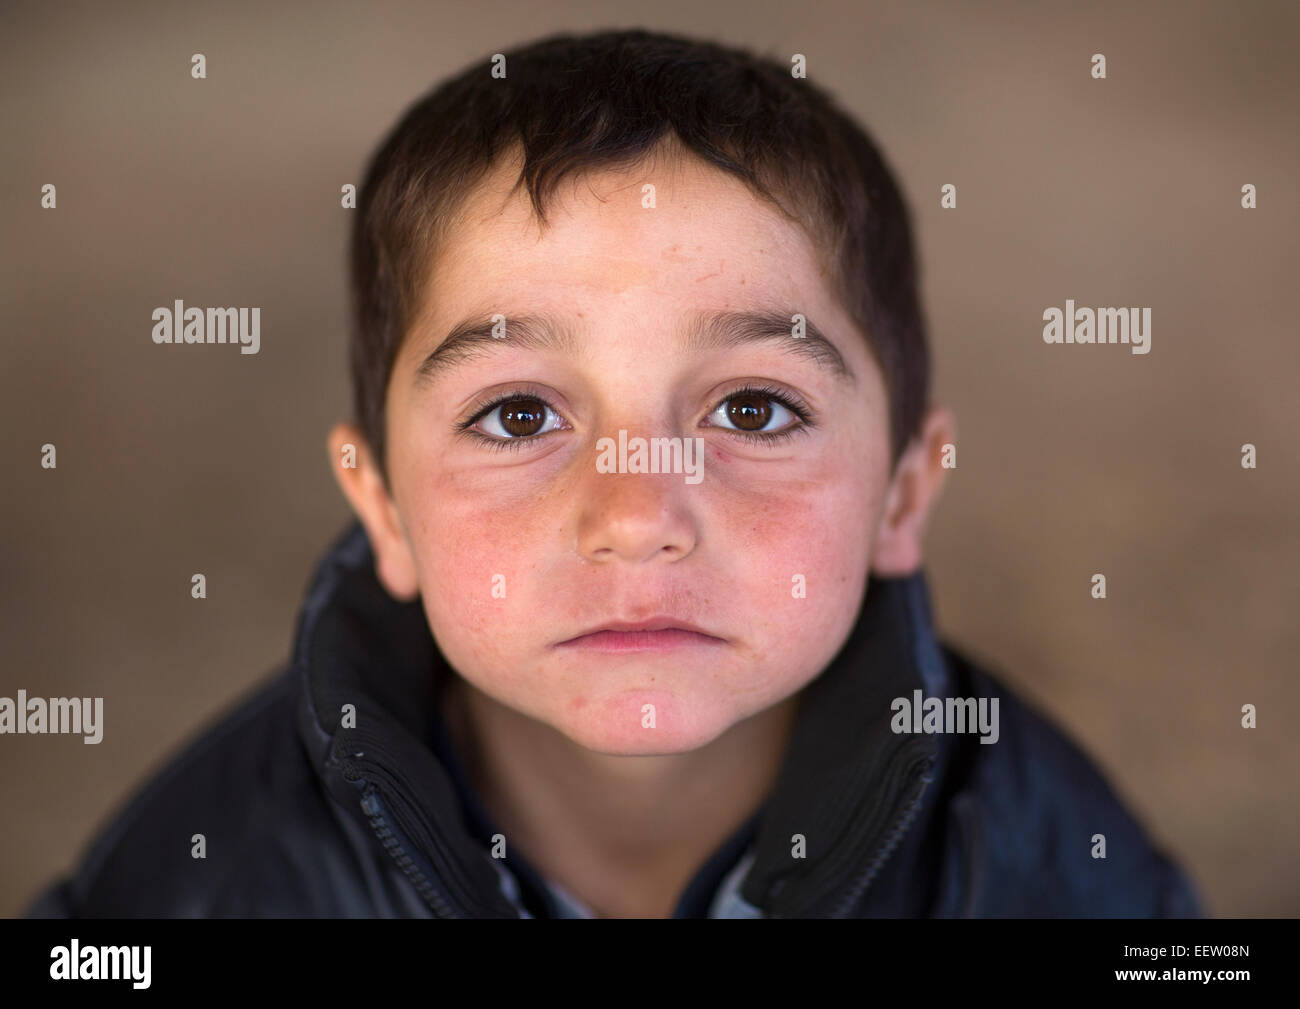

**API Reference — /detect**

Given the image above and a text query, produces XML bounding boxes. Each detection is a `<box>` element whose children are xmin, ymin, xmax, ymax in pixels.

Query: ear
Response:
<box><xmin>326</xmin><ymin>423</ymin><xmax>420</xmax><ymax>600</ymax></box>
<box><xmin>870</xmin><ymin>406</ymin><xmax>956</xmax><ymax>577</ymax></box>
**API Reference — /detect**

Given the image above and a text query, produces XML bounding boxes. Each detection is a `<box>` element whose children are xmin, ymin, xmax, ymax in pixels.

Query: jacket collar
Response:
<box><xmin>292</xmin><ymin>521</ymin><xmax>949</xmax><ymax>918</ymax></box>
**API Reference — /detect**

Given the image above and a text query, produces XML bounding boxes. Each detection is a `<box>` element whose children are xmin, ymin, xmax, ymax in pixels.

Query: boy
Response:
<box><xmin>26</xmin><ymin>28</ymin><xmax>1201</xmax><ymax>918</ymax></box>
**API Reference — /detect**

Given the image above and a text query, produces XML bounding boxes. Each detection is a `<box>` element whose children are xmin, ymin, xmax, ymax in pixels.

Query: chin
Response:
<box><xmin>555</xmin><ymin>694</ymin><xmax>729</xmax><ymax>755</ymax></box>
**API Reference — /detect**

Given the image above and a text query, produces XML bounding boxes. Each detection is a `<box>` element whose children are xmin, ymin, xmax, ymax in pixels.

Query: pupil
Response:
<box><xmin>501</xmin><ymin>398</ymin><xmax>546</xmax><ymax>437</ymax></box>
<box><xmin>727</xmin><ymin>395</ymin><xmax>771</xmax><ymax>431</ymax></box>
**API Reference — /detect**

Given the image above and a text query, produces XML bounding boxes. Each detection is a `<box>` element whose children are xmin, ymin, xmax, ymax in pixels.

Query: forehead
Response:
<box><xmin>426</xmin><ymin>148</ymin><xmax>834</xmax><ymax>308</ymax></box>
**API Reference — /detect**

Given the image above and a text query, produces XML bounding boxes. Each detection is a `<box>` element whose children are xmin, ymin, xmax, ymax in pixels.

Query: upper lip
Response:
<box><xmin>560</xmin><ymin>617</ymin><xmax>724</xmax><ymax>643</ymax></box>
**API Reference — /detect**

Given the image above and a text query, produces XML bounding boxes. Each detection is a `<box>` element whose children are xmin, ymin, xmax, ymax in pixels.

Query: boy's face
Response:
<box><xmin>336</xmin><ymin>146</ymin><xmax>948</xmax><ymax>755</ymax></box>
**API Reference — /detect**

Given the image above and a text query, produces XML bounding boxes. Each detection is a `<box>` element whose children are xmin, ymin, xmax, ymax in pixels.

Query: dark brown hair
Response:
<box><xmin>349</xmin><ymin>28</ymin><xmax>929</xmax><ymax>479</ymax></box>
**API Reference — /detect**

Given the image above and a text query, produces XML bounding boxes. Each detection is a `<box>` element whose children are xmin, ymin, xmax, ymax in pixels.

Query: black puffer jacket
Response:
<box><xmin>24</xmin><ymin>523</ymin><xmax>1203</xmax><ymax>917</ymax></box>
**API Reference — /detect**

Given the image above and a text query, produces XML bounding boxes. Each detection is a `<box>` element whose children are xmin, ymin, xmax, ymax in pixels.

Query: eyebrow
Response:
<box><xmin>414</xmin><ymin>308</ymin><xmax>855</xmax><ymax>383</ymax></box>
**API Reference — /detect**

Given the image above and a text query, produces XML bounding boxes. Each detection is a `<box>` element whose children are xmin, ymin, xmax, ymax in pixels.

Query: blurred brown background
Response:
<box><xmin>2</xmin><ymin>0</ymin><xmax>1297</xmax><ymax>917</ymax></box>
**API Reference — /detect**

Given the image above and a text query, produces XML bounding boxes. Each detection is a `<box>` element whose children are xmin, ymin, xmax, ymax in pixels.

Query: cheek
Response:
<box><xmin>704</xmin><ymin>442</ymin><xmax>883</xmax><ymax>612</ymax></box>
<box><xmin>397</xmin><ymin>454</ymin><xmax>564</xmax><ymax>667</ymax></box>
<box><xmin>709</xmin><ymin>470</ymin><xmax>881</xmax><ymax>712</ymax></box>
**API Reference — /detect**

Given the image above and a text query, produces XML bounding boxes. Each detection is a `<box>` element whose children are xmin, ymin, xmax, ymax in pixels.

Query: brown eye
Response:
<box><xmin>722</xmin><ymin>395</ymin><xmax>769</xmax><ymax>429</ymax></box>
<box><xmin>499</xmin><ymin>398</ymin><xmax>547</xmax><ymax>437</ymax></box>
<box><xmin>471</xmin><ymin>395</ymin><xmax>564</xmax><ymax>440</ymax></box>
<box><xmin>724</xmin><ymin>394</ymin><xmax>772</xmax><ymax>432</ymax></box>
<box><xmin>705</xmin><ymin>388</ymin><xmax>805</xmax><ymax>440</ymax></box>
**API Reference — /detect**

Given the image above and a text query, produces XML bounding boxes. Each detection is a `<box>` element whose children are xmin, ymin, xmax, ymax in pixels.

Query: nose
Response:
<box><xmin>575</xmin><ymin>446</ymin><xmax>700</xmax><ymax>565</ymax></box>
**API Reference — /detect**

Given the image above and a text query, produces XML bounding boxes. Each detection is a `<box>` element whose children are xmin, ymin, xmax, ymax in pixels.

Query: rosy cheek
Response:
<box><xmin>414</xmin><ymin>482</ymin><xmax>552</xmax><ymax>650</ymax></box>
<box><xmin>713</xmin><ymin>469</ymin><xmax>867</xmax><ymax>580</ymax></box>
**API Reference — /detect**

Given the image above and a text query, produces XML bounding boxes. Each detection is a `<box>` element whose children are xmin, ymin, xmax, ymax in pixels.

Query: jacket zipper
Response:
<box><xmin>360</xmin><ymin>789</ymin><xmax>467</xmax><ymax>918</ymax></box>
<box><xmin>334</xmin><ymin>723</ymin><xmax>489</xmax><ymax>918</ymax></box>
<box><xmin>826</xmin><ymin>754</ymin><xmax>936</xmax><ymax>917</ymax></box>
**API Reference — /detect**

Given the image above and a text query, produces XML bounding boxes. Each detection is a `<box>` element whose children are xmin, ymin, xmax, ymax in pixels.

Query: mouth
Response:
<box><xmin>556</xmin><ymin>618</ymin><xmax>727</xmax><ymax>654</ymax></box>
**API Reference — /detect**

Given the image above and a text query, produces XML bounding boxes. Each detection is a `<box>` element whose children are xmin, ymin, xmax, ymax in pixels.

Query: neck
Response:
<box><xmin>441</xmin><ymin>675</ymin><xmax>800</xmax><ymax>918</ymax></box>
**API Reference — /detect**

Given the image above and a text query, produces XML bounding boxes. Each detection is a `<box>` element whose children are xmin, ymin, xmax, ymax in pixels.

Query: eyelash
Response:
<box><xmin>456</xmin><ymin>384</ymin><xmax>815</xmax><ymax>452</ymax></box>
<box><xmin>703</xmin><ymin>384</ymin><xmax>815</xmax><ymax>445</ymax></box>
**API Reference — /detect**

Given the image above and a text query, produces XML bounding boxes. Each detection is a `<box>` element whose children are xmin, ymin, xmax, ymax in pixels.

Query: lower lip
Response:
<box><xmin>558</xmin><ymin>629</ymin><xmax>726</xmax><ymax>653</ymax></box>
